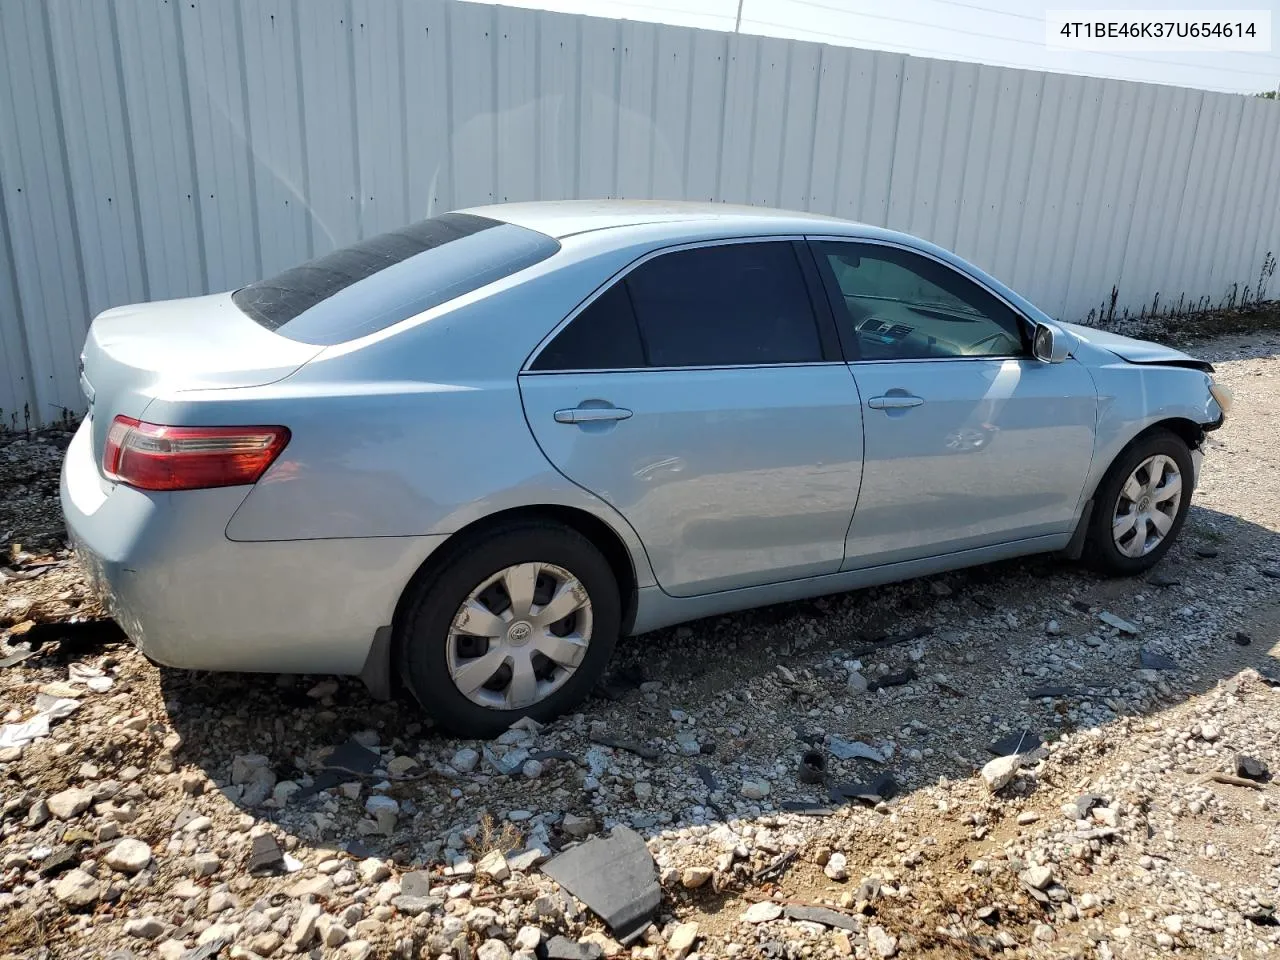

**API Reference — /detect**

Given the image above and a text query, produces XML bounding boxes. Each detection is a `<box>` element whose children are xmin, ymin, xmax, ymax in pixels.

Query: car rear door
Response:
<box><xmin>807</xmin><ymin>239</ymin><xmax>1098</xmax><ymax>569</ymax></box>
<box><xmin>518</xmin><ymin>238</ymin><xmax>865</xmax><ymax>598</ymax></box>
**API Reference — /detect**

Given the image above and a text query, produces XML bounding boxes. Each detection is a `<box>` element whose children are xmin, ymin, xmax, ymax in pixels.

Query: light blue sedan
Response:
<box><xmin>62</xmin><ymin>201</ymin><xmax>1232</xmax><ymax>736</ymax></box>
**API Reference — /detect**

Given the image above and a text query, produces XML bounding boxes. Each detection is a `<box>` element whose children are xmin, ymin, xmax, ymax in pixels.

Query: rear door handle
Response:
<box><xmin>554</xmin><ymin>407</ymin><xmax>634</xmax><ymax>424</ymax></box>
<box><xmin>867</xmin><ymin>395</ymin><xmax>924</xmax><ymax>410</ymax></box>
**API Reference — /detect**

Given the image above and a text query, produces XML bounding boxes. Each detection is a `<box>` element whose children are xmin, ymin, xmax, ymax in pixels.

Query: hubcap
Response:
<box><xmin>1112</xmin><ymin>454</ymin><xmax>1182</xmax><ymax>558</ymax></box>
<box><xmin>446</xmin><ymin>562</ymin><xmax>592</xmax><ymax>711</ymax></box>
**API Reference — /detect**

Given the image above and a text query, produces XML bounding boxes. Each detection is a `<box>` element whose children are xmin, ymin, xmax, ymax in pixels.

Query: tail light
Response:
<box><xmin>103</xmin><ymin>416</ymin><xmax>290</xmax><ymax>491</ymax></box>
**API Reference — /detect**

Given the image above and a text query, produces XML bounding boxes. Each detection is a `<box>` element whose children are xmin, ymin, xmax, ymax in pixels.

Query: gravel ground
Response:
<box><xmin>2</xmin><ymin>329</ymin><xmax>1279</xmax><ymax>960</ymax></box>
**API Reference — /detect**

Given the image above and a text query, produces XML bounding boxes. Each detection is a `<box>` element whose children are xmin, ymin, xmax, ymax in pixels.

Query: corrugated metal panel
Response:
<box><xmin>3</xmin><ymin>0</ymin><xmax>1280</xmax><ymax>424</ymax></box>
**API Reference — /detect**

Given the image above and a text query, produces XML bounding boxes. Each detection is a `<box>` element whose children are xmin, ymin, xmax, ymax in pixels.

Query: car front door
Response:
<box><xmin>807</xmin><ymin>239</ymin><xmax>1098</xmax><ymax>569</ymax></box>
<box><xmin>519</xmin><ymin>238</ymin><xmax>865</xmax><ymax>597</ymax></box>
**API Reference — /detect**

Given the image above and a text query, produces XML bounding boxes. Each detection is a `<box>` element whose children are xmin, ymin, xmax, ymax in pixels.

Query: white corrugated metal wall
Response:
<box><xmin>2</xmin><ymin>0</ymin><xmax>1279</xmax><ymax>426</ymax></box>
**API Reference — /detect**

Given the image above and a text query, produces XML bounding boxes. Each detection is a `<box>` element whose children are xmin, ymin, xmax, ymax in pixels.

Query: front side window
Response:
<box><xmin>532</xmin><ymin>241</ymin><xmax>825</xmax><ymax>370</ymax></box>
<box><xmin>813</xmin><ymin>241</ymin><xmax>1027</xmax><ymax>361</ymax></box>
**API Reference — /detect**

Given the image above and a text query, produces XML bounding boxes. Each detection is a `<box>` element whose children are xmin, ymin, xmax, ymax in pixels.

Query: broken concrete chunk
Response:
<box><xmin>1098</xmin><ymin>611</ymin><xmax>1140</xmax><ymax>634</ymax></box>
<box><xmin>981</xmin><ymin>754</ymin><xmax>1025</xmax><ymax>792</ymax></box>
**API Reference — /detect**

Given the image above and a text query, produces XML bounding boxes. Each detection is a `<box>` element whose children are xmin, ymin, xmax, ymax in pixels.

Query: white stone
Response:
<box><xmin>105</xmin><ymin>837</ymin><xmax>153</xmax><ymax>874</ymax></box>
<box><xmin>743</xmin><ymin>901</ymin><xmax>782</xmax><ymax>923</ymax></box>
<box><xmin>868</xmin><ymin>926</ymin><xmax>898</xmax><ymax>957</ymax></box>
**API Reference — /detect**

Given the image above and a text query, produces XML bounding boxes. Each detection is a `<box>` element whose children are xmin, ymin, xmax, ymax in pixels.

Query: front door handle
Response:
<box><xmin>554</xmin><ymin>406</ymin><xmax>634</xmax><ymax>424</ymax></box>
<box><xmin>867</xmin><ymin>395</ymin><xmax>924</xmax><ymax>410</ymax></box>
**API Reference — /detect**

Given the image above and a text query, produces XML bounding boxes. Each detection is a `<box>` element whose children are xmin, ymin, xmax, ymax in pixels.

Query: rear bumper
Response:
<box><xmin>61</xmin><ymin>419</ymin><xmax>446</xmax><ymax>675</ymax></box>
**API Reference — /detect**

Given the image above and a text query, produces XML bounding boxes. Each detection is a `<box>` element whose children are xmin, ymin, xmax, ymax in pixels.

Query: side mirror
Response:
<box><xmin>1032</xmin><ymin>322</ymin><xmax>1070</xmax><ymax>363</ymax></box>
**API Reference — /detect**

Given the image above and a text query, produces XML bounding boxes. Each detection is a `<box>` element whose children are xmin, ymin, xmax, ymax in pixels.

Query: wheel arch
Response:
<box><xmin>1064</xmin><ymin>416</ymin><xmax>1202</xmax><ymax>561</ymax></box>
<box><xmin>393</xmin><ymin>504</ymin><xmax>639</xmax><ymax>633</ymax></box>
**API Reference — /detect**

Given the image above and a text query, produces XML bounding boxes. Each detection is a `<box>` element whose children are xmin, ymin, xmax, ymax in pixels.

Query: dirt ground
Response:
<box><xmin>2</xmin><ymin>327</ymin><xmax>1280</xmax><ymax>960</ymax></box>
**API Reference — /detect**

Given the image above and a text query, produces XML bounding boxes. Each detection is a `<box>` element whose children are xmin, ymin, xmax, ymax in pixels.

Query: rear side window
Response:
<box><xmin>233</xmin><ymin>212</ymin><xmax>559</xmax><ymax>345</ymax></box>
<box><xmin>532</xmin><ymin>241</ymin><xmax>823</xmax><ymax>370</ymax></box>
<box><xmin>530</xmin><ymin>282</ymin><xmax>646</xmax><ymax>370</ymax></box>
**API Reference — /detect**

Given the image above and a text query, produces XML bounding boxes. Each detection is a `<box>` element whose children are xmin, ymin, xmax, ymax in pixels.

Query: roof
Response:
<box><xmin>456</xmin><ymin>199</ymin><xmax>853</xmax><ymax>239</ymax></box>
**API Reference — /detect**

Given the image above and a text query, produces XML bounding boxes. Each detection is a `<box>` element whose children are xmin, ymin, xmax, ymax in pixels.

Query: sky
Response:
<box><xmin>469</xmin><ymin>0</ymin><xmax>1280</xmax><ymax>95</ymax></box>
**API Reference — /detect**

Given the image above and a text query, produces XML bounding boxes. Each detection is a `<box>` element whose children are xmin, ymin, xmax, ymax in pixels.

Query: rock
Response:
<box><xmin>358</xmin><ymin>858</ymin><xmax>390</xmax><ymax>883</ymax></box>
<box><xmin>319</xmin><ymin>917</ymin><xmax>350</xmax><ymax>948</ymax></box>
<box><xmin>824</xmin><ymin>852</ymin><xmax>849</xmax><ymax>881</ymax></box>
<box><xmin>250</xmin><ymin>932</ymin><xmax>283</xmax><ymax>956</ymax></box>
<box><xmin>1199</xmin><ymin>723</ymin><xmax>1221</xmax><ymax>742</ymax></box>
<box><xmin>401</xmin><ymin>870</ymin><xmax>432</xmax><ymax>898</ymax></box>
<box><xmin>668</xmin><ymin>921</ymin><xmax>699</xmax><ymax>960</ymax></box>
<box><xmin>1046</xmin><ymin>619</ymin><xmax>1061</xmax><ymax>635</ymax></box>
<box><xmin>1033</xmin><ymin>923</ymin><xmax>1056</xmax><ymax>942</ymax></box>
<box><xmin>391</xmin><ymin>896</ymin><xmax>435</xmax><ymax>916</ymax></box>
<box><xmin>452</xmin><ymin>748</ymin><xmax>480</xmax><ymax>772</ymax></box>
<box><xmin>46</xmin><ymin>787</ymin><xmax>93</xmax><ymax>820</ymax></box>
<box><xmin>1016</xmin><ymin>811</ymin><xmax>1040</xmax><ymax>825</ymax></box>
<box><xmin>847</xmin><ymin>671</ymin><xmax>869</xmax><ymax>694</ymax></box>
<box><xmin>386</xmin><ymin>755</ymin><xmax>419</xmax><ymax>777</ymax></box>
<box><xmin>477</xmin><ymin>941</ymin><xmax>512</xmax><ymax>960</ymax></box>
<box><xmin>634</xmin><ymin>781</ymin><xmax>653</xmax><ymax>801</ymax></box>
<box><xmin>208</xmin><ymin>890</ymin><xmax>238</xmax><ymax>913</ymax></box>
<box><xmin>522</xmin><ymin>759</ymin><xmax>544</xmax><ymax>778</ymax></box>
<box><xmin>1021</xmin><ymin>865</ymin><xmax>1054</xmax><ymax>890</ymax></box>
<box><xmin>124</xmin><ymin>916</ymin><xmax>165</xmax><ymax>940</ymax></box>
<box><xmin>105</xmin><ymin>838</ymin><xmax>152</xmax><ymax>874</ymax></box>
<box><xmin>1236</xmin><ymin>754</ymin><xmax>1269</xmax><ymax>780</ymax></box>
<box><xmin>867</xmin><ymin>926</ymin><xmax>898</xmax><ymax>957</ymax></box>
<box><xmin>289</xmin><ymin>875</ymin><xmax>335</xmax><ymax>899</ymax></box>
<box><xmin>562</xmin><ymin>813</ymin><xmax>596</xmax><ymax>839</ymax></box>
<box><xmin>515</xmin><ymin>926</ymin><xmax>544</xmax><ymax>951</ymax></box>
<box><xmin>980</xmin><ymin>754</ymin><xmax>1024</xmax><ymax>792</ymax></box>
<box><xmin>477</xmin><ymin>849</ymin><xmax>511</xmax><ymax>881</ymax></box>
<box><xmin>364</xmin><ymin>794</ymin><xmax>399</xmax><ymax>817</ymax></box>
<box><xmin>1099</xmin><ymin>611</ymin><xmax>1140</xmax><ymax>634</ymax></box>
<box><xmin>54</xmin><ymin>868</ymin><xmax>102</xmax><ymax>909</ymax></box>
<box><xmin>1164</xmin><ymin>915</ymin><xmax>1183</xmax><ymax>934</ymax></box>
<box><xmin>343</xmin><ymin>942</ymin><xmax>374</xmax><ymax>960</ymax></box>
<box><xmin>681</xmin><ymin>865</ymin><xmax>713</xmax><ymax>889</ymax></box>
<box><xmin>290</xmin><ymin>903</ymin><xmax>322</xmax><ymax>950</ymax></box>
<box><xmin>507</xmin><ymin>847</ymin><xmax>549</xmax><ymax>872</ymax></box>
<box><xmin>741</xmin><ymin>779</ymin><xmax>771</xmax><ymax>800</ymax></box>
<box><xmin>231</xmin><ymin>754</ymin><xmax>272</xmax><ymax>784</ymax></box>
<box><xmin>743</xmin><ymin>901</ymin><xmax>783</xmax><ymax>923</ymax></box>
<box><xmin>307</xmin><ymin>679</ymin><xmax>339</xmax><ymax>698</ymax></box>
<box><xmin>190</xmin><ymin>852</ymin><xmax>220</xmax><ymax>877</ymax></box>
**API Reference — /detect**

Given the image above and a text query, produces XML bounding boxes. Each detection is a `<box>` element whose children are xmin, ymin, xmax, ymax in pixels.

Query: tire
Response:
<box><xmin>396</xmin><ymin>521</ymin><xmax>620</xmax><ymax>738</ymax></box>
<box><xmin>1083</xmin><ymin>429</ymin><xmax>1194</xmax><ymax>576</ymax></box>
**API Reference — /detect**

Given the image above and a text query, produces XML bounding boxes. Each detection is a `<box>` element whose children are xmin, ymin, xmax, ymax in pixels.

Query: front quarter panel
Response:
<box><xmin>1081</xmin><ymin>358</ymin><xmax>1221</xmax><ymax>503</ymax></box>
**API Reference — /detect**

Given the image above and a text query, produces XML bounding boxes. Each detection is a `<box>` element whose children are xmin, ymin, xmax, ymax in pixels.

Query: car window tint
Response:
<box><xmin>531</xmin><ymin>282</ymin><xmax>646</xmax><ymax>370</ymax></box>
<box><xmin>815</xmin><ymin>241</ymin><xmax>1026</xmax><ymax>361</ymax></box>
<box><xmin>233</xmin><ymin>212</ymin><xmax>560</xmax><ymax>345</ymax></box>
<box><xmin>625</xmin><ymin>242</ymin><xmax>824</xmax><ymax>367</ymax></box>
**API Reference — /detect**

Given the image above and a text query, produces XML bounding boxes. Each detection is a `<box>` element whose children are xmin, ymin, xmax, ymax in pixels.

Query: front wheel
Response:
<box><xmin>396</xmin><ymin>522</ymin><xmax>620</xmax><ymax>738</ymax></box>
<box><xmin>1084</xmin><ymin>429</ymin><xmax>1193</xmax><ymax>576</ymax></box>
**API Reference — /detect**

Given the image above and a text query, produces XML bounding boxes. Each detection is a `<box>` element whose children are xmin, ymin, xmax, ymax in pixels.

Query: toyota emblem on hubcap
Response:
<box><xmin>507</xmin><ymin>621</ymin><xmax>533</xmax><ymax>644</ymax></box>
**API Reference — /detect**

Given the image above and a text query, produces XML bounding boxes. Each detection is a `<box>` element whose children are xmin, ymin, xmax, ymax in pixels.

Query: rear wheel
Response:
<box><xmin>1084</xmin><ymin>429</ymin><xmax>1193</xmax><ymax>576</ymax></box>
<box><xmin>397</xmin><ymin>522</ymin><xmax>619</xmax><ymax>737</ymax></box>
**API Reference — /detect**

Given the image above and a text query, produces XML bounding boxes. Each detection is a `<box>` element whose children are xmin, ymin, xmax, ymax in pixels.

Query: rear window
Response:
<box><xmin>232</xmin><ymin>212</ymin><xmax>560</xmax><ymax>345</ymax></box>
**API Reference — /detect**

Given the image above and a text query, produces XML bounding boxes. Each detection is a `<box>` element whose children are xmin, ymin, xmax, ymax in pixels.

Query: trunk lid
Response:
<box><xmin>81</xmin><ymin>292</ymin><xmax>322</xmax><ymax>474</ymax></box>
